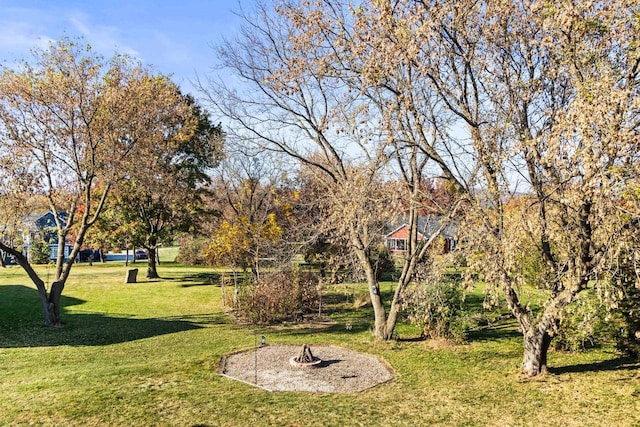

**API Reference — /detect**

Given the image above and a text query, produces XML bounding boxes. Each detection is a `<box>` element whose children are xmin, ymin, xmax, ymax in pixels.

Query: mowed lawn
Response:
<box><xmin>1</xmin><ymin>256</ymin><xmax>639</xmax><ymax>426</ymax></box>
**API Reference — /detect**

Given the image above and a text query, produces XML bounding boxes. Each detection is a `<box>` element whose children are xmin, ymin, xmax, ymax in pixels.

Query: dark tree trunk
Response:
<box><xmin>34</xmin><ymin>280</ymin><xmax>64</xmax><ymax>326</ymax></box>
<box><xmin>147</xmin><ymin>246</ymin><xmax>159</xmax><ymax>278</ymax></box>
<box><xmin>36</xmin><ymin>285</ymin><xmax>53</xmax><ymax>325</ymax></box>
<box><xmin>45</xmin><ymin>280</ymin><xmax>65</xmax><ymax>326</ymax></box>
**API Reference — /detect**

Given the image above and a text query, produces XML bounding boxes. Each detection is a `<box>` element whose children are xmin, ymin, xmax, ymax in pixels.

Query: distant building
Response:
<box><xmin>23</xmin><ymin>211</ymin><xmax>73</xmax><ymax>262</ymax></box>
<box><xmin>385</xmin><ymin>216</ymin><xmax>457</xmax><ymax>254</ymax></box>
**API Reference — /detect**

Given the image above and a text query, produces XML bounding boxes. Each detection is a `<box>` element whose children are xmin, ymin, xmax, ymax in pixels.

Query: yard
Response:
<box><xmin>0</xmin><ymin>255</ymin><xmax>639</xmax><ymax>426</ymax></box>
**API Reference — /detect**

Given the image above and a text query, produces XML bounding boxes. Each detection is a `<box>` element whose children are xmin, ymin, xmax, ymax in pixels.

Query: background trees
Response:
<box><xmin>0</xmin><ymin>38</ymin><xmax>197</xmax><ymax>325</ymax></box>
<box><xmin>205</xmin><ymin>153</ymin><xmax>294</xmax><ymax>277</ymax></box>
<box><xmin>101</xmin><ymin>94</ymin><xmax>224</xmax><ymax>278</ymax></box>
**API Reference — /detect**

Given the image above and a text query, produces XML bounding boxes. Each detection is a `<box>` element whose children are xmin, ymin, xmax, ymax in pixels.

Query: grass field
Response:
<box><xmin>1</xmin><ymin>255</ymin><xmax>639</xmax><ymax>426</ymax></box>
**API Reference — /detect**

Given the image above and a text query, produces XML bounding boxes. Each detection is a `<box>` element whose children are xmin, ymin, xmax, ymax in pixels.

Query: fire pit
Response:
<box><xmin>289</xmin><ymin>344</ymin><xmax>322</xmax><ymax>368</ymax></box>
<box><xmin>219</xmin><ymin>345</ymin><xmax>394</xmax><ymax>392</ymax></box>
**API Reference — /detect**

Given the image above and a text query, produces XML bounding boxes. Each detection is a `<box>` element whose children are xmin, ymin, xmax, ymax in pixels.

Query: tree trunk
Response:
<box><xmin>355</xmin><ymin>246</ymin><xmax>391</xmax><ymax>340</ymax></box>
<box><xmin>522</xmin><ymin>329</ymin><xmax>554</xmax><ymax>376</ymax></box>
<box><xmin>370</xmin><ymin>282</ymin><xmax>391</xmax><ymax>339</ymax></box>
<box><xmin>147</xmin><ymin>246</ymin><xmax>160</xmax><ymax>278</ymax></box>
<box><xmin>47</xmin><ymin>280</ymin><xmax>65</xmax><ymax>326</ymax></box>
<box><xmin>36</xmin><ymin>285</ymin><xmax>53</xmax><ymax>326</ymax></box>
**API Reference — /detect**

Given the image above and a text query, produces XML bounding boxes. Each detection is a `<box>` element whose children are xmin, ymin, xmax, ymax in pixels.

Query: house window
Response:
<box><xmin>388</xmin><ymin>238</ymin><xmax>406</xmax><ymax>251</ymax></box>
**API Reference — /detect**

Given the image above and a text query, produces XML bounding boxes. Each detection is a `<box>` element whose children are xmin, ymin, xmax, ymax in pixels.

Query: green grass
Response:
<box><xmin>1</xmin><ymin>261</ymin><xmax>639</xmax><ymax>426</ymax></box>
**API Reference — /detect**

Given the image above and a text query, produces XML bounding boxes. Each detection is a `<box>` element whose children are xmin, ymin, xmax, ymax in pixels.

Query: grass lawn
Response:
<box><xmin>1</xmin><ymin>259</ymin><xmax>639</xmax><ymax>426</ymax></box>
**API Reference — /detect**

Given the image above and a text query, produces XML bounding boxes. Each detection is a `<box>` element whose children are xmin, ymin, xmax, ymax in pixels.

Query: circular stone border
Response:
<box><xmin>289</xmin><ymin>356</ymin><xmax>322</xmax><ymax>368</ymax></box>
<box><xmin>218</xmin><ymin>345</ymin><xmax>395</xmax><ymax>393</ymax></box>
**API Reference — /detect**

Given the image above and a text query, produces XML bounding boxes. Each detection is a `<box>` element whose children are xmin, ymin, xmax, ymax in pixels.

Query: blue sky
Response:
<box><xmin>0</xmin><ymin>0</ymin><xmax>246</xmax><ymax>97</ymax></box>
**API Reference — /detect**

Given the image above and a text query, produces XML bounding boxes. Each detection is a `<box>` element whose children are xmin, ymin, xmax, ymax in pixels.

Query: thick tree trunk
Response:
<box><xmin>370</xmin><ymin>283</ymin><xmax>391</xmax><ymax>339</ymax></box>
<box><xmin>147</xmin><ymin>247</ymin><xmax>160</xmax><ymax>278</ymax></box>
<box><xmin>522</xmin><ymin>329</ymin><xmax>554</xmax><ymax>376</ymax></box>
<box><xmin>36</xmin><ymin>285</ymin><xmax>53</xmax><ymax>325</ymax></box>
<box><xmin>45</xmin><ymin>280</ymin><xmax>65</xmax><ymax>326</ymax></box>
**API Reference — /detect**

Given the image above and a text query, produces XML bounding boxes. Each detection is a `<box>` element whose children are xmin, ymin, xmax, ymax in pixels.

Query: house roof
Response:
<box><xmin>386</xmin><ymin>224</ymin><xmax>424</xmax><ymax>240</ymax></box>
<box><xmin>385</xmin><ymin>216</ymin><xmax>457</xmax><ymax>240</ymax></box>
<box><xmin>24</xmin><ymin>211</ymin><xmax>68</xmax><ymax>232</ymax></box>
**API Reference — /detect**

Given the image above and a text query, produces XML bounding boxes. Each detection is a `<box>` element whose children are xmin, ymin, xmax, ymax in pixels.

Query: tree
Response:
<box><xmin>0</xmin><ymin>38</ymin><xmax>194</xmax><ymax>325</ymax></box>
<box><xmin>202</xmin><ymin>0</ymin><xmax>468</xmax><ymax>340</ymax></box>
<box><xmin>82</xmin><ymin>193</ymin><xmax>131</xmax><ymax>263</ymax></box>
<box><xmin>372</xmin><ymin>0</ymin><xmax>640</xmax><ymax>375</ymax></box>
<box><xmin>100</xmin><ymin>94</ymin><xmax>224</xmax><ymax>278</ymax></box>
<box><xmin>205</xmin><ymin>154</ymin><xmax>291</xmax><ymax>278</ymax></box>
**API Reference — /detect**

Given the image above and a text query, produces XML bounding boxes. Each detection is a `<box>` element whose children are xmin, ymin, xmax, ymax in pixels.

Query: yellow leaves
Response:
<box><xmin>206</xmin><ymin>220</ymin><xmax>249</xmax><ymax>262</ymax></box>
<box><xmin>205</xmin><ymin>214</ymin><xmax>283</xmax><ymax>267</ymax></box>
<box><xmin>261</xmin><ymin>213</ymin><xmax>283</xmax><ymax>241</ymax></box>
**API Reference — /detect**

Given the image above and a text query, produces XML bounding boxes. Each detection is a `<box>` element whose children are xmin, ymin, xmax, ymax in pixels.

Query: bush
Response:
<box><xmin>404</xmin><ymin>276</ymin><xmax>469</xmax><ymax>342</ymax></box>
<box><xmin>372</xmin><ymin>244</ymin><xmax>396</xmax><ymax>280</ymax></box>
<box><xmin>554</xmin><ymin>291</ymin><xmax>618</xmax><ymax>352</ymax></box>
<box><xmin>29</xmin><ymin>239</ymin><xmax>51</xmax><ymax>264</ymax></box>
<box><xmin>610</xmin><ymin>255</ymin><xmax>640</xmax><ymax>358</ymax></box>
<box><xmin>235</xmin><ymin>269</ymin><xmax>320</xmax><ymax>325</ymax></box>
<box><xmin>175</xmin><ymin>237</ymin><xmax>210</xmax><ymax>265</ymax></box>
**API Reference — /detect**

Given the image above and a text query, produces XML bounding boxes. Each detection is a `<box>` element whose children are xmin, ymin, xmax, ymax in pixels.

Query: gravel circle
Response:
<box><xmin>219</xmin><ymin>345</ymin><xmax>394</xmax><ymax>393</ymax></box>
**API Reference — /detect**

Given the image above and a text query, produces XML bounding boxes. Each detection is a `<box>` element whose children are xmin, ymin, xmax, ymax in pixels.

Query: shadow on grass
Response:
<box><xmin>467</xmin><ymin>323</ymin><xmax>523</xmax><ymax>342</ymax></box>
<box><xmin>0</xmin><ymin>284</ymin><xmax>205</xmax><ymax>348</ymax></box>
<box><xmin>464</xmin><ymin>292</ymin><xmax>486</xmax><ymax>312</ymax></box>
<box><xmin>549</xmin><ymin>356</ymin><xmax>640</xmax><ymax>375</ymax></box>
<box><xmin>397</xmin><ymin>336</ymin><xmax>426</xmax><ymax>342</ymax></box>
<box><xmin>180</xmin><ymin>271</ymin><xmax>223</xmax><ymax>287</ymax></box>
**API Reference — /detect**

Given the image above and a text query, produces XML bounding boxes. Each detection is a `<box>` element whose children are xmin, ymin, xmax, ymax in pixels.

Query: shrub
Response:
<box><xmin>554</xmin><ymin>291</ymin><xmax>618</xmax><ymax>352</ymax></box>
<box><xmin>372</xmin><ymin>244</ymin><xmax>396</xmax><ymax>280</ymax></box>
<box><xmin>615</xmin><ymin>284</ymin><xmax>640</xmax><ymax>358</ymax></box>
<box><xmin>609</xmin><ymin>253</ymin><xmax>640</xmax><ymax>358</ymax></box>
<box><xmin>29</xmin><ymin>239</ymin><xmax>51</xmax><ymax>264</ymax></box>
<box><xmin>235</xmin><ymin>269</ymin><xmax>320</xmax><ymax>325</ymax></box>
<box><xmin>175</xmin><ymin>236</ymin><xmax>210</xmax><ymax>265</ymax></box>
<box><xmin>404</xmin><ymin>275</ymin><xmax>469</xmax><ymax>342</ymax></box>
